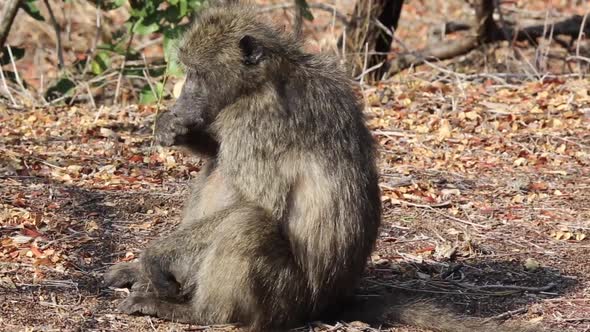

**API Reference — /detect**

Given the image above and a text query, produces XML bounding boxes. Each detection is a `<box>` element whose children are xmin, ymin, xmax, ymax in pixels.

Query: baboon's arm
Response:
<box><xmin>154</xmin><ymin>111</ymin><xmax>219</xmax><ymax>156</ymax></box>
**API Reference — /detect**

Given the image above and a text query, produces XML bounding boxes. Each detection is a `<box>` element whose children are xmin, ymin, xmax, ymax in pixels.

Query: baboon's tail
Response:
<box><xmin>387</xmin><ymin>300</ymin><xmax>544</xmax><ymax>332</ymax></box>
<box><xmin>338</xmin><ymin>294</ymin><xmax>549</xmax><ymax>332</ymax></box>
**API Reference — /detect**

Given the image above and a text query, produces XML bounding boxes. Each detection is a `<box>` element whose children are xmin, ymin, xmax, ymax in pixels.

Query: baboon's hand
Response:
<box><xmin>104</xmin><ymin>262</ymin><xmax>143</xmax><ymax>289</ymax></box>
<box><xmin>117</xmin><ymin>292</ymin><xmax>159</xmax><ymax>316</ymax></box>
<box><xmin>154</xmin><ymin>111</ymin><xmax>189</xmax><ymax>147</ymax></box>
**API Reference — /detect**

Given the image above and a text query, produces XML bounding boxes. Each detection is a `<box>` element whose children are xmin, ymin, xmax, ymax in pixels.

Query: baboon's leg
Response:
<box><xmin>117</xmin><ymin>292</ymin><xmax>196</xmax><ymax>323</ymax></box>
<box><xmin>119</xmin><ymin>205</ymin><xmax>307</xmax><ymax>327</ymax></box>
<box><xmin>181</xmin><ymin>159</ymin><xmax>215</xmax><ymax>222</ymax></box>
<box><xmin>182</xmin><ymin>162</ymin><xmax>239</xmax><ymax>224</ymax></box>
<box><xmin>135</xmin><ymin>207</ymin><xmax>236</xmax><ymax>300</ymax></box>
<box><xmin>105</xmin><ymin>210</ymin><xmax>223</xmax><ymax>295</ymax></box>
<box><xmin>114</xmin><ymin>210</ymin><xmax>236</xmax><ymax>321</ymax></box>
<box><xmin>192</xmin><ymin>205</ymin><xmax>308</xmax><ymax>329</ymax></box>
<box><xmin>105</xmin><ymin>159</ymin><xmax>224</xmax><ymax>290</ymax></box>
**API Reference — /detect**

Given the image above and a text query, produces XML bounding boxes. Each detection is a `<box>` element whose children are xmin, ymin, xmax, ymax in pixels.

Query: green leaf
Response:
<box><xmin>91</xmin><ymin>51</ymin><xmax>111</xmax><ymax>75</ymax></box>
<box><xmin>45</xmin><ymin>78</ymin><xmax>76</xmax><ymax>101</ymax></box>
<box><xmin>167</xmin><ymin>59</ymin><xmax>184</xmax><ymax>78</ymax></box>
<box><xmin>129</xmin><ymin>0</ymin><xmax>156</xmax><ymax>18</ymax></box>
<box><xmin>163</xmin><ymin>27</ymin><xmax>183</xmax><ymax>61</ymax></box>
<box><xmin>1</xmin><ymin>46</ymin><xmax>25</xmax><ymax>65</ymax></box>
<box><xmin>179</xmin><ymin>0</ymin><xmax>188</xmax><ymax>17</ymax></box>
<box><xmin>133</xmin><ymin>17</ymin><xmax>160</xmax><ymax>35</ymax></box>
<box><xmin>295</xmin><ymin>0</ymin><xmax>314</xmax><ymax>21</ymax></box>
<box><xmin>139</xmin><ymin>82</ymin><xmax>164</xmax><ymax>104</ymax></box>
<box><xmin>187</xmin><ymin>0</ymin><xmax>203</xmax><ymax>10</ymax></box>
<box><xmin>163</xmin><ymin>5</ymin><xmax>181</xmax><ymax>24</ymax></box>
<box><xmin>97</xmin><ymin>42</ymin><xmax>127</xmax><ymax>56</ymax></box>
<box><xmin>22</xmin><ymin>0</ymin><xmax>45</xmax><ymax>21</ymax></box>
<box><xmin>122</xmin><ymin>64</ymin><xmax>166</xmax><ymax>77</ymax></box>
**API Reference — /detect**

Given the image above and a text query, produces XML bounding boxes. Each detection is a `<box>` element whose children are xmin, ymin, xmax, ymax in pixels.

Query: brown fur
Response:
<box><xmin>104</xmin><ymin>3</ymin><xmax>546</xmax><ymax>332</ymax></box>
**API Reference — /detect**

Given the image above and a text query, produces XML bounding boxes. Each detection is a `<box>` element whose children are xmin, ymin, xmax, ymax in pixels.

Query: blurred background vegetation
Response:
<box><xmin>0</xmin><ymin>0</ymin><xmax>588</xmax><ymax>108</ymax></box>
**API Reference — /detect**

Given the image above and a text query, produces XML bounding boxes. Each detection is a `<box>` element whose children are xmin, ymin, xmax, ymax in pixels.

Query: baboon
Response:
<box><xmin>104</xmin><ymin>3</ymin><xmax>544</xmax><ymax>332</ymax></box>
<box><xmin>105</xmin><ymin>2</ymin><xmax>381</xmax><ymax>330</ymax></box>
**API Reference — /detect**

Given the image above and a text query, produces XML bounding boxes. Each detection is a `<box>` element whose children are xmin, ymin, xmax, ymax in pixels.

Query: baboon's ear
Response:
<box><xmin>239</xmin><ymin>35</ymin><xmax>264</xmax><ymax>65</ymax></box>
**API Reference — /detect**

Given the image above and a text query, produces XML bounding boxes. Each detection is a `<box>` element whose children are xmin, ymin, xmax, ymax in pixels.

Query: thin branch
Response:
<box><xmin>114</xmin><ymin>25</ymin><xmax>136</xmax><ymax>104</ymax></box>
<box><xmin>6</xmin><ymin>44</ymin><xmax>29</xmax><ymax>99</ymax></box>
<box><xmin>390</xmin><ymin>198</ymin><xmax>490</xmax><ymax>229</ymax></box>
<box><xmin>293</xmin><ymin>0</ymin><xmax>304</xmax><ymax>38</ymax></box>
<box><xmin>0</xmin><ymin>0</ymin><xmax>21</xmax><ymax>50</ymax></box>
<box><xmin>0</xmin><ymin>63</ymin><xmax>17</xmax><ymax>105</ymax></box>
<box><xmin>43</xmin><ymin>0</ymin><xmax>65</xmax><ymax>70</ymax></box>
<box><xmin>575</xmin><ymin>12</ymin><xmax>589</xmax><ymax>76</ymax></box>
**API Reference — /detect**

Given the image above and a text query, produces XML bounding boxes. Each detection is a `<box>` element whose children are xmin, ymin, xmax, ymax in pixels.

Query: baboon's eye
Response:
<box><xmin>239</xmin><ymin>35</ymin><xmax>264</xmax><ymax>66</ymax></box>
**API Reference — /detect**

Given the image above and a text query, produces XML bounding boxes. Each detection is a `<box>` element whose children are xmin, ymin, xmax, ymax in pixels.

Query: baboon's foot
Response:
<box><xmin>118</xmin><ymin>292</ymin><xmax>196</xmax><ymax>323</ymax></box>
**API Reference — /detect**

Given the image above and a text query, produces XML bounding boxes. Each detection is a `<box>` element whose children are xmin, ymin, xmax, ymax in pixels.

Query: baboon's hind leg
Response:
<box><xmin>193</xmin><ymin>205</ymin><xmax>308</xmax><ymax>329</ymax></box>
<box><xmin>104</xmin><ymin>262</ymin><xmax>143</xmax><ymax>288</ymax></box>
<box><xmin>118</xmin><ymin>292</ymin><xmax>197</xmax><ymax>323</ymax></box>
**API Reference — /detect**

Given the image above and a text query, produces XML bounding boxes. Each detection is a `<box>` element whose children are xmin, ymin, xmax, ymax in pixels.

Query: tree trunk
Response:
<box><xmin>387</xmin><ymin>0</ymin><xmax>499</xmax><ymax>76</ymax></box>
<box><xmin>342</xmin><ymin>0</ymin><xmax>403</xmax><ymax>82</ymax></box>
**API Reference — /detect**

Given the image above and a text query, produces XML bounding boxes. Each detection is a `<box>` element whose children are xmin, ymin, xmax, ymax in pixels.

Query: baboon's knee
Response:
<box><xmin>140</xmin><ymin>246</ymin><xmax>181</xmax><ymax>299</ymax></box>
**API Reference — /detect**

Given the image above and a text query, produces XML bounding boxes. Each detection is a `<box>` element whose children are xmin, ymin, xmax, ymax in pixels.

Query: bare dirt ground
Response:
<box><xmin>1</xmin><ymin>0</ymin><xmax>590</xmax><ymax>331</ymax></box>
<box><xmin>1</xmin><ymin>76</ymin><xmax>589</xmax><ymax>331</ymax></box>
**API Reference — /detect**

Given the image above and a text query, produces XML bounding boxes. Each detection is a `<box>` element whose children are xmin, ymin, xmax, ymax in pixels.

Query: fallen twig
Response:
<box><xmin>485</xmin><ymin>307</ymin><xmax>528</xmax><ymax>321</ymax></box>
<box><xmin>391</xmin><ymin>199</ymin><xmax>488</xmax><ymax>229</ymax></box>
<box><xmin>463</xmin><ymin>282</ymin><xmax>556</xmax><ymax>292</ymax></box>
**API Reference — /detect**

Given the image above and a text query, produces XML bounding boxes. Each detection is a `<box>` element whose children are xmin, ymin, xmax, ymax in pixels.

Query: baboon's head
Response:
<box><xmin>171</xmin><ymin>4</ymin><xmax>296</xmax><ymax>129</ymax></box>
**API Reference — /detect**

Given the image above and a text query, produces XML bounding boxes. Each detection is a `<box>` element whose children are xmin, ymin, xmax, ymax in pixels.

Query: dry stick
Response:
<box><xmin>42</xmin><ymin>0</ymin><xmax>64</xmax><ymax>70</ymax></box>
<box><xmin>150</xmin><ymin>57</ymin><xmax>171</xmax><ymax>144</ymax></box>
<box><xmin>114</xmin><ymin>26</ymin><xmax>136</xmax><ymax>104</ymax></box>
<box><xmin>473</xmin><ymin>282</ymin><xmax>556</xmax><ymax>292</ymax></box>
<box><xmin>142</xmin><ymin>54</ymin><xmax>158</xmax><ymax>100</ymax></box>
<box><xmin>6</xmin><ymin>45</ymin><xmax>31</xmax><ymax>100</ymax></box>
<box><xmin>575</xmin><ymin>11</ymin><xmax>589</xmax><ymax>77</ymax></box>
<box><xmin>293</xmin><ymin>0</ymin><xmax>304</xmax><ymax>38</ymax></box>
<box><xmin>391</xmin><ymin>198</ymin><xmax>490</xmax><ymax>229</ymax></box>
<box><xmin>0</xmin><ymin>0</ymin><xmax>21</xmax><ymax>50</ymax></box>
<box><xmin>540</xmin><ymin>13</ymin><xmax>556</xmax><ymax>73</ymax></box>
<box><xmin>84</xmin><ymin>83</ymin><xmax>96</xmax><ymax>109</ymax></box>
<box><xmin>485</xmin><ymin>307</ymin><xmax>527</xmax><ymax>321</ymax></box>
<box><xmin>73</xmin><ymin>7</ymin><xmax>103</xmax><ymax>108</ymax></box>
<box><xmin>0</xmin><ymin>65</ymin><xmax>16</xmax><ymax>106</ymax></box>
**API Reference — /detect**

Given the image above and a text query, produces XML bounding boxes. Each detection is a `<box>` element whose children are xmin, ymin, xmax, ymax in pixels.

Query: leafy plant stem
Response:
<box><xmin>114</xmin><ymin>23</ymin><xmax>137</xmax><ymax>104</ymax></box>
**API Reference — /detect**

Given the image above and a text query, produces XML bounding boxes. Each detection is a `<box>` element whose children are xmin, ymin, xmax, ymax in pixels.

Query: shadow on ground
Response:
<box><xmin>0</xmin><ymin>174</ymin><xmax>184</xmax><ymax>330</ymax></box>
<box><xmin>337</xmin><ymin>259</ymin><xmax>578</xmax><ymax>330</ymax></box>
<box><xmin>0</xmin><ymin>176</ymin><xmax>578</xmax><ymax>331</ymax></box>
